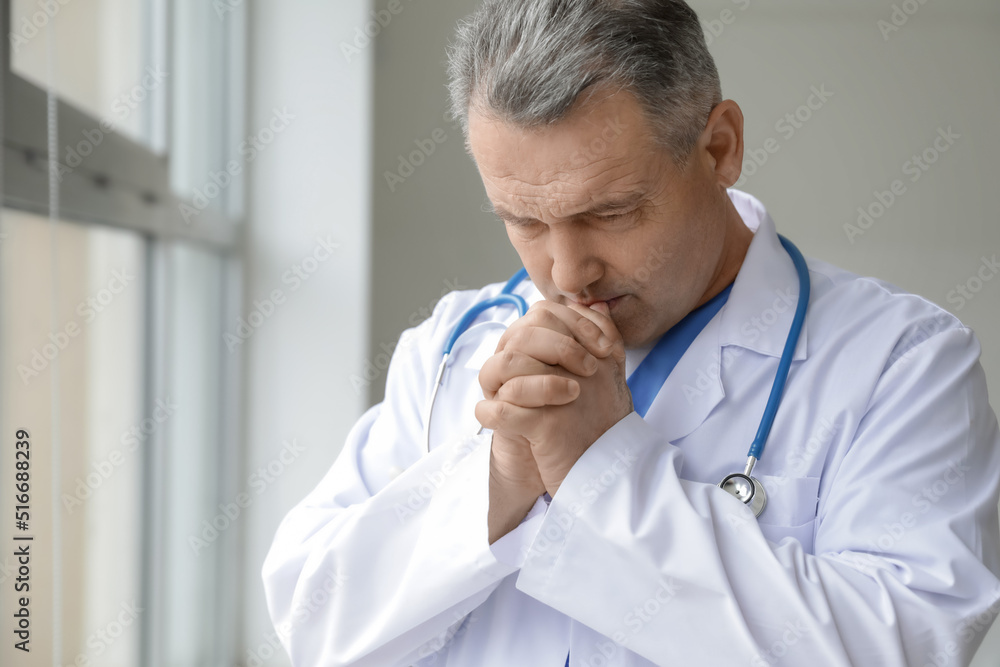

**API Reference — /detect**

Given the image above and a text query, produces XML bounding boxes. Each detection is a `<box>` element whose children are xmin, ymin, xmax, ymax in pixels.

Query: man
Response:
<box><xmin>263</xmin><ymin>1</ymin><xmax>1000</xmax><ymax>665</ymax></box>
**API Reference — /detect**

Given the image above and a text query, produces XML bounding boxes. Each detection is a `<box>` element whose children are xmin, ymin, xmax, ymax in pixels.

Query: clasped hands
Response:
<box><xmin>475</xmin><ymin>301</ymin><xmax>634</xmax><ymax>542</ymax></box>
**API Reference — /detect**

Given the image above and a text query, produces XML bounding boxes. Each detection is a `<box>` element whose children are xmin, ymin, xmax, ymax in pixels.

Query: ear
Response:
<box><xmin>698</xmin><ymin>100</ymin><xmax>744</xmax><ymax>188</ymax></box>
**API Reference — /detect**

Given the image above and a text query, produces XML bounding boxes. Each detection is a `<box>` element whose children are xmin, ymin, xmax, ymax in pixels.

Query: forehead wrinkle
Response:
<box><xmin>489</xmin><ymin>158</ymin><xmax>649</xmax><ymax>219</ymax></box>
<box><xmin>488</xmin><ymin>166</ymin><xmax>652</xmax><ymax>222</ymax></box>
<box><xmin>502</xmin><ymin>190</ymin><xmax>589</xmax><ymax>221</ymax></box>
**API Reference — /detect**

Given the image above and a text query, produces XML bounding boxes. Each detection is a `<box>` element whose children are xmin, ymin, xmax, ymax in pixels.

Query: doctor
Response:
<box><xmin>263</xmin><ymin>0</ymin><xmax>1000</xmax><ymax>665</ymax></box>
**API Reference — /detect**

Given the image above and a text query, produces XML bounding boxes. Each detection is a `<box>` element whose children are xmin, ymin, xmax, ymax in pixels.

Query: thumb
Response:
<box><xmin>589</xmin><ymin>301</ymin><xmax>611</xmax><ymax>317</ymax></box>
<box><xmin>586</xmin><ymin>301</ymin><xmax>626</xmax><ymax>363</ymax></box>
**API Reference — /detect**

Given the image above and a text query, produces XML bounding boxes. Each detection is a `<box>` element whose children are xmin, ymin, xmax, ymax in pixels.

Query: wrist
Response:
<box><xmin>487</xmin><ymin>466</ymin><xmax>541</xmax><ymax>544</ymax></box>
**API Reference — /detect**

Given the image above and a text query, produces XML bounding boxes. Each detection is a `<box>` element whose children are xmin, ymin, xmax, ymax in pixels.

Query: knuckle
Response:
<box><xmin>583</xmin><ymin>318</ymin><xmax>604</xmax><ymax>340</ymax></box>
<box><xmin>557</xmin><ymin>335</ymin><xmax>582</xmax><ymax>361</ymax></box>
<box><xmin>507</xmin><ymin>326</ymin><xmax>532</xmax><ymax>349</ymax></box>
<box><xmin>500</xmin><ymin>347</ymin><xmax>519</xmax><ymax>370</ymax></box>
<box><xmin>496</xmin><ymin>379</ymin><xmax>515</xmax><ymax>402</ymax></box>
<box><xmin>529</xmin><ymin>300</ymin><xmax>554</xmax><ymax>314</ymax></box>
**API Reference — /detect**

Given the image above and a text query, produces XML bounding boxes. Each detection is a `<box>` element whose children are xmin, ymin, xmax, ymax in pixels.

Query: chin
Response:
<box><xmin>616</xmin><ymin>323</ymin><xmax>648</xmax><ymax>350</ymax></box>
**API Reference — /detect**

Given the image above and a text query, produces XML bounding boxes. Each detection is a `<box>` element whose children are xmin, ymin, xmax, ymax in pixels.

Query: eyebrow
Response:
<box><xmin>490</xmin><ymin>192</ymin><xmax>644</xmax><ymax>224</ymax></box>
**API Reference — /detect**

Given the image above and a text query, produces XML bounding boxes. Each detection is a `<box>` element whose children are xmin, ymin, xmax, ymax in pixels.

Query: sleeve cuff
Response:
<box><xmin>518</xmin><ymin>412</ymin><xmax>669</xmax><ymax>583</ymax></box>
<box><xmin>489</xmin><ymin>495</ymin><xmax>548</xmax><ymax>569</ymax></box>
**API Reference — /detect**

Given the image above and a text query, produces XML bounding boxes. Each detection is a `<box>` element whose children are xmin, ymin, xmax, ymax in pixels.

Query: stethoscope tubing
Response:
<box><xmin>747</xmin><ymin>236</ymin><xmax>810</xmax><ymax>461</ymax></box>
<box><xmin>424</xmin><ymin>238</ymin><xmax>810</xmax><ymax>521</ymax></box>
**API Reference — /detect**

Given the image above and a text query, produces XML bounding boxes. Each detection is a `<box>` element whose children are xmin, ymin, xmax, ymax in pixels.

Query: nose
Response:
<box><xmin>548</xmin><ymin>225</ymin><xmax>603</xmax><ymax>296</ymax></box>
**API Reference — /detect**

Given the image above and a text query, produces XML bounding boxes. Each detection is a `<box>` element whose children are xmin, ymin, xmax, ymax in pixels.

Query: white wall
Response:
<box><xmin>241</xmin><ymin>2</ymin><xmax>371</xmax><ymax>665</ymax></box>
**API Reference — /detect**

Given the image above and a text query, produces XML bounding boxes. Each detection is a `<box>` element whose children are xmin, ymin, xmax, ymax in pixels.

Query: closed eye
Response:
<box><xmin>595</xmin><ymin>209</ymin><xmax>639</xmax><ymax>223</ymax></box>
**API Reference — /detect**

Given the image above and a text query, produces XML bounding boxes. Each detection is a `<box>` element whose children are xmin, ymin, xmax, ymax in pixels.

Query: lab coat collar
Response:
<box><xmin>638</xmin><ymin>191</ymin><xmax>809</xmax><ymax>441</ymax></box>
<box><xmin>717</xmin><ymin>189</ymin><xmax>809</xmax><ymax>361</ymax></box>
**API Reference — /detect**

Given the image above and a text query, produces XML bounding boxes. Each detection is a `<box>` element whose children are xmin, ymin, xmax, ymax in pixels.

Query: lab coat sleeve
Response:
<box><xmin>261</xmin><ymin>292</ymin><xmax>546</xmax><ymax>667</ymax></box>
<box><xmin>515</xmin><ymin>326</ymin><xmax>1000</xmax><ymax>666</ymax></box>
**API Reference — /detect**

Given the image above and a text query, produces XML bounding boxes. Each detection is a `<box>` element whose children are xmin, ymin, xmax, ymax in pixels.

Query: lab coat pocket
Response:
<box><xmin>755</xmin><ymin>474</ymin><xmax>820</xmax><ymax>553</ymax></box>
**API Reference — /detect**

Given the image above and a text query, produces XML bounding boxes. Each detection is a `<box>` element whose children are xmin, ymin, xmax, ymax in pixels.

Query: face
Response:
<box><xmin>468</xmin><ymin>89</ymin><xmax>746</xmax><ymax>348</ymax></box>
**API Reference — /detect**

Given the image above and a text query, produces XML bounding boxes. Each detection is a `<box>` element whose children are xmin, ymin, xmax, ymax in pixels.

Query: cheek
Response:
<box><xmin>617</xmin><ymin>234</ymin><xmax>676</xmax><ymax>287</ymax></box>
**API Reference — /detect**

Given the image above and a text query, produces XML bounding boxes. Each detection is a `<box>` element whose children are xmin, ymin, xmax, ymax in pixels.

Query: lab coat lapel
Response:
<box><xmin>640</xmin><ymin>317</ymin><xmax>727</xmax><ymax>443</ymax></box>
<box><xmin>716</xmin><ymin>199</ymin><xmax>808</xmax><ymax>361</ymax></box>
<box><xmin>637</xmin><ymin>190</ymin><xmax>809</xmax><ymax>443</ymax></box>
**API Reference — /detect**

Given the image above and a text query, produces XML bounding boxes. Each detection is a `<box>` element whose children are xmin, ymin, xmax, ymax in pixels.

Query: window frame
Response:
<box><xmin>0</xmin><ymin>0</ymin><xmax>247</xmax><ymax>664</ymax></box>
<box><xmin>2</xmin><ymin>0</ymin><xmax>238</xmax><ymax>248</ymax></box>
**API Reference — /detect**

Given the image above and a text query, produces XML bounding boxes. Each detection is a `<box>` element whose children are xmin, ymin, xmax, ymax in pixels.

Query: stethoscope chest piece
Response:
<box><xmin>712</xmin><ymin>235</ymin><xmax>809</xmax><ymax>521</ymax></box>
<box><xmin>719</xmin><ymin>472</ymin><xmax>767</xmax><ymax>518</ymax></box>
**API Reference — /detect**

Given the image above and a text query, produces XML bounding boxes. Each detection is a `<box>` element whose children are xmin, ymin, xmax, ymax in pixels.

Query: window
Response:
<box><xmin>0</xmin><ymin>1</ymin><xmax>246</xmax><ymax>665</ymax></box>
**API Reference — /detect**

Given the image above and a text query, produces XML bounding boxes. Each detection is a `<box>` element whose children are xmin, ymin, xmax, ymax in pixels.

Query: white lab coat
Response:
<box><xmin>262</xmin><ymin>190</ymin><xmax>1000</xmax><ymax>666</ymax></box>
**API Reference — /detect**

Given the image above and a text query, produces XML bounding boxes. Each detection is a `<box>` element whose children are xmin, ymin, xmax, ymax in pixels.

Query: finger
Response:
<box><xmin>475</xmin><ymin>399</ymin><xmax>537</xmax><ymax>434</ymax></box>
<box><xmin>588</xmin><ymin>301</ymin><xmax>611</xmax><ymax>318</ymax></box>
<box><xmin>479</xmin><ymin>349</ymin><xmax>554</xmax><ymax>399</ymax></box>
<box><xmin>495</xmin><ymin>303</ymin><xmax>575</xmax><ymax>354</ymax></box>
<box><xmin>494</xmin><ymin>374</ymin><xmax>580</xmax><ymax>408</ymax></box>
<box><xmin>499</xmin><ymin>326</ymin><xmax>600</xmax><ymax>377</ymax></box>
<box><xmin>497</xmin><ymin>301</ymin><xmax>613</xmax><ymax>359</ymax></box>
<box><xmin>566</xmin><ymin>301</ymin><xmax>623</xmax><ymax>352</ymax></box>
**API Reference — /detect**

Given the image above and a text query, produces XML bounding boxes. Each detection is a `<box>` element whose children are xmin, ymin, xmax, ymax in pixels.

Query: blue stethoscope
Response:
<box><xmin>425</xmin><ymin>237</ymin><xmax>810</xmax><ymax>518</ymax></box>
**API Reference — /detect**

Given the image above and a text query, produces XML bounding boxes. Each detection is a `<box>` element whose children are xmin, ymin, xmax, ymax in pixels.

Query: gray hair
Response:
<box><xmin>447</xmin><ymin>0</ymin><xmax>722</xmax><ymax>164</ymax></box>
